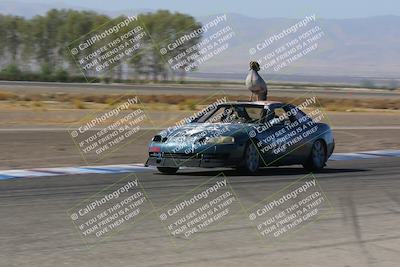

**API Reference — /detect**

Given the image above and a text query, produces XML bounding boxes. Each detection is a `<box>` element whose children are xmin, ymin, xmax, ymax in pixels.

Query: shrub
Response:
<box><xmin>72</xmin><ymin>99</ymin><xmax>86</xmax><ymax>109</ymax></box>
<box><xmin>360</xmin><ymin>79</ymin><xmax>376</xmax><ymax>88</ymax></box>
<box><xmin>32</xmin><ymin>101</ymin><xmax>43</xmax><ymax>107</ymax></box>
<box><xmin>54</xmin><ymin>69</ymin><xmax>69</xmax><ymax>82</ymax></box>
<box><xmin>40</xmin><ymin>63</ymin><xmax>53</xmax><ymax>81</ymax></box>
<box><xmin>0</xmin><ymin>64</ymin><xmax>22</xmax><ymax>80</ymax></box>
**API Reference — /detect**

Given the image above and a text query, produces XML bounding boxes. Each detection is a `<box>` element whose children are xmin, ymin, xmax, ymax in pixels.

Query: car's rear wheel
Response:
<box><xmin>238</xmin><ymin>142</ymin><xmax>260</xmax><ymax>174</ymax></box>
<box><xmin>157</xmin><ymin>167</ymin><xmax>179</xmax><ymax>174</ymax></box>
<box><xmin>303</xmin><ymin>140</ymin><xmax>326</xmax><ymax>171</ymax></box>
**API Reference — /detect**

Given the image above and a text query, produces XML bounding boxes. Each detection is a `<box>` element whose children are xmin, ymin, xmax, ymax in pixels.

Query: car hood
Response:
<box><xmin>159</xmin><ymin>123</ymin><xmax>249</xmax><ymax>142</ymax></box>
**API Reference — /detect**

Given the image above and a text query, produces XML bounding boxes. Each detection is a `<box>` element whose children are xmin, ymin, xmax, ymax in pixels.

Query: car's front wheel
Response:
<box><xmin>238</xmin><ymin>142</ymin><xmax>260</xmax><ymax>174</ymax></box>
<box><xmin>157</xmin><ymin>167</ymin><xmax>179</xmax><ymax>174</ymax></box>
<box><xmin>303</xmin><ymin>140</ymin><xmax>327</xmax><ymax>171</ymax></box>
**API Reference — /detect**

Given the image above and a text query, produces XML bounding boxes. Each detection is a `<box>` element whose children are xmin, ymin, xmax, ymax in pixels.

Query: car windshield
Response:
<box><xmin>195</xmin><ymin>105</ymin><xmax>265</xmax><ymax>123</ymax></box>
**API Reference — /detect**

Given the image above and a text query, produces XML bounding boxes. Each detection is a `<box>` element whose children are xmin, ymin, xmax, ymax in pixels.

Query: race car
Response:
<box><xmin>145</xmin><ymin>101</ymin><xmax>335</xmax><ymax>174</ymax></box>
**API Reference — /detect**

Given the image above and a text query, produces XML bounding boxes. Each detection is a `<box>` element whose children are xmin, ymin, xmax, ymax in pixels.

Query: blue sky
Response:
<box><xmin>7</xmin><ymin>0</ymin><xmax>400</xmax><ymax>18</ymax></box>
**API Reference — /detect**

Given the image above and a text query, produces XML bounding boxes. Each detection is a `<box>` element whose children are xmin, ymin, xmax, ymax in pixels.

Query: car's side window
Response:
<box><xmin>267</xmin><ymin>107</ymin><xmax>290</xmax><ymax>125</ymax></box>
<box><xmin>244</xmin><ymin>107</ymin><xmax>265</xmax><ymax>122</ymax></box>
<box><xmin>285</xmin><ymin>105</ymin><xmax>310</xmax><ymax>123</ymax></box>
<box><xmin>206</xmin><ymin>107</ymin><xmax>228</xmax><ymax>123</ymax></box>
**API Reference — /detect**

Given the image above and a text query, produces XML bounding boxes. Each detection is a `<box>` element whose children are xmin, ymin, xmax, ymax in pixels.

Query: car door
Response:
<box><xmin>252</xmin><ymin>104</ymin><xmax>291</xmax><ymax>166</ymax></box>
<box><xmin>282</xmin><ymin>104</ymin><xmax>315</xmax><ymax>163</ymax></box>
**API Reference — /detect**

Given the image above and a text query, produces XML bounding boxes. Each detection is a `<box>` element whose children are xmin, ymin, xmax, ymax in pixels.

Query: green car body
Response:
<box><xmin>146</xmin><ymin>101</ymin><xmax>335</xmax><ymax>174</ymax></box>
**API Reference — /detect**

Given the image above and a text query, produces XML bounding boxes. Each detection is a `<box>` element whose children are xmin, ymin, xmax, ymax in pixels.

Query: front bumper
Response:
<box><xmin>145</xmin><ymin>152</ymin><xmax>235</xmax><ymax>168</ymax></box>
<box><xmin>146</xmin><ymin>141</ymin><xmax>246</xmax><ymax>168</ymax></box>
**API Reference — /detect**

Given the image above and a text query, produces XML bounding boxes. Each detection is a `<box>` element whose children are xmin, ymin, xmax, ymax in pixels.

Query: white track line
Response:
<box><xmin>0</xmin><ymin>149</ymin><xmax>399</xmax><ymax>180</ymax></box>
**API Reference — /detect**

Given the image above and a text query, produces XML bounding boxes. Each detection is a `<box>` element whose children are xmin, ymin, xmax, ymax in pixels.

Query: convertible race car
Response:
<box><xmin>146</xmin><ymin>101</ymin><xmax>335</xmax><ymax>174</ymax></box>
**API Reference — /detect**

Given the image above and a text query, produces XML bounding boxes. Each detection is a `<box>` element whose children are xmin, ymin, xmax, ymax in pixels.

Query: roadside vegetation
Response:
<box><xmin>0</xmin><ymin>9</ymin><xmax>201</xmax><ymax>82</ymax></box>
<box><xmin>0</xmin><ymin>91</ymin><xmax>399</xmax><ymax>111</ymax></box>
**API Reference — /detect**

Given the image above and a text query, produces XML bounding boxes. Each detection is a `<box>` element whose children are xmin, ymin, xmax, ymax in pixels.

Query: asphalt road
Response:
<box><xmin>1</xmin><ymin>157</ymin><xmax>399</xmax><ymax>267</ymax></box>
<box><xmin>1</xmin><ymin>80</ymin><xmax>399</xmax><ymax>99</ymax></box>
<box><xmin>1</xmin><ymin>127</ymin><xmax>399</xmax><ymax>170</ymax></box>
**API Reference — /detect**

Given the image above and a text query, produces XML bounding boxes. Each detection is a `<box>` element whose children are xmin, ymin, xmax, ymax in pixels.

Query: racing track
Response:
<box><xmin>1</xmin><ymin>157</ymin><xmax>399</xmax><ymax>267</ymax></box>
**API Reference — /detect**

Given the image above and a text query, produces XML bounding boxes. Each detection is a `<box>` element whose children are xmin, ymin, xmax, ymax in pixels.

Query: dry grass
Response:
<box><xmin>0</xmin><ymin>91</ymin><xmax>17</xmax><ymax>100</ymax></box>
<box><xmin>72</xmin><ymin>99</ymin><xmax>86</xmax><ymax>109</ymax></box>
<box><xmin>0</xmin><ymin>90</ymin><xmax>399</xmax><ymax>111</ymax></box>
<box><xmin>32</xmin><ymin>101</ymin><xmax>43</xmax><ymax>107</ymax></box>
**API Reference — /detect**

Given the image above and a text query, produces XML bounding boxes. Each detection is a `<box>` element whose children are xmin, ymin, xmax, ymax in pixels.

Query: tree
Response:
<box><xmin>0</xmin><ymin>15</ymin><xmax>28</xmax><ymax>66</ymax></box>
<box><xmin>0</xmin><ymin>9</ymin><xmax>204</xmax><ymax>82</ymax></box>
<box><xmin>134</xmin><ymin>10</ymin><xmax>202</xmax><ymax>81</ymax></box>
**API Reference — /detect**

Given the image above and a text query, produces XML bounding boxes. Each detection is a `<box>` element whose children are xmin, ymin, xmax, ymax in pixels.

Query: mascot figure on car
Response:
<box><xmin>245</xmin><ymin>61</ymin><xmax>268</xmax><ymax>101</ymax></box>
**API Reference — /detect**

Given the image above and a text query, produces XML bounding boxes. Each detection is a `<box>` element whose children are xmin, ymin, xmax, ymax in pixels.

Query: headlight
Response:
<box><xmin>205</xmin><ymin>136</ymin><xmax>235</xmax><ymax>144</ymax></box>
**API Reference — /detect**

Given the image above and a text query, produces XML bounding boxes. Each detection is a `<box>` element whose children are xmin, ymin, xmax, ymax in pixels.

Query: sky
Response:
<box><xmin>6</xmin><ymin>0</ymin><xmax>400</xmax><ymax>18</ymax></box>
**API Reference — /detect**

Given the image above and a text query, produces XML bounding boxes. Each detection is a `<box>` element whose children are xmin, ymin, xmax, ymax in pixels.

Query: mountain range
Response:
<box><xmin>1</xmin><ymin>1</ymin><xmax>399</xmax><ymax>80</ymax></box>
